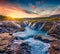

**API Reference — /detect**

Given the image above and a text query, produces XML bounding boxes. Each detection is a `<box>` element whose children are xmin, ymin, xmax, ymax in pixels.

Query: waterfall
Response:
<box><xmin>24</xmin><ymin>21</ymin><xmax>28</xmax><ymax>26</ymax></box>
<box><xmin>39</xmin><ymin>22</ymin><xmax>46</xmax><ymax>30</ymax></box>
<box><xmin>12</xmin><ymin>21</ymin><xmax>49</xmax><ymax>54</ymax></box>
<box><xmin>28</xmin><ymin>22</ymin><xmax>32</xmax><ymax>27</ymax></box>
<box><xmin>37</xmin><ymin>22</ymin><xmax>44</xmax><ymax>30</ymax></box>
<box><xmin>11</xmin><ymin>21</ymin><xmax>21</xmax><ymax>28</ymax></box>
<box><xmin>47</xmin><ymin>22</ymin><xmax>58</xmax><ymax>33</ymax></box>
<box><xmin>31</xmin><ymin>22</ymin><xmax>37</xmax><ymax>29</ymax></box>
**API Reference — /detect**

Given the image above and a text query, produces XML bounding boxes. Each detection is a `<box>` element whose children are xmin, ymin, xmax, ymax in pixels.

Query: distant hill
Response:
<box><xmin>0</xmin><ymin>15</ymin><xmax>7</xmax><ymax>20</ymax></box>
<box><xmin>50</xmin><ymin>14</ymin><xmax>60</xmax><ymax>18</ymax></box>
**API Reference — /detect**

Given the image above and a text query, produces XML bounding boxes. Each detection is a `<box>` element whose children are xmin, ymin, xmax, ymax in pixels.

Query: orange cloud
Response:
<box><xmin>0</xmin><ymin>4</ymin><xmax>40</xmax><ymax>18</ymax></box>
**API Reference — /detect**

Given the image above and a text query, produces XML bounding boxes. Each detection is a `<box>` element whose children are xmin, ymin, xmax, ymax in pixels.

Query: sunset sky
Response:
<box><xmin>0</xmin><ymin>0</ymin><xmax>60</xmax><ymax>18</ymax></box>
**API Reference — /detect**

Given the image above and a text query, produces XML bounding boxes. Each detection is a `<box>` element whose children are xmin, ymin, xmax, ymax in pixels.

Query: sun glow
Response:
<box><xmin>0</xmin><ymin>4</ymin><xmax>40</xmax><ymax>18</ymax></box>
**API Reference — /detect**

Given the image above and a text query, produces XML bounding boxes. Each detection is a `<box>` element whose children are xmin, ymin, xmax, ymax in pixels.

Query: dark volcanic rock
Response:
<box><xmin>34</xmin><ymin>34</ymin><xmax>57</xmax><ymax>43</ymax></box>
<box><xmin>49</xmin><ymin>34</ymin><xmax>60</xmax><ymax>40</ymax></box>
<box><xmin>34</xmin><ymin>35</ymin><xmax>51</xmax><ymax>43</ymax></box>
<box><xmin>8</xmin><ymin>42</ymin><xmax>31</xmax><ymax>54</ymax></box>
<box><xmin>19</xmin><ymin>43</ymin><xmax>31</xmax><ymax>54</ymax></box>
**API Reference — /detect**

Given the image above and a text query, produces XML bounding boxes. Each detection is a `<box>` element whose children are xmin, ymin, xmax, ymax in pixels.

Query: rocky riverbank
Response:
<box><xmin>0</xmin><ymin>21</ymin><xmax>25</xmax><ymax>33</ymax></box>
<box><xmin>0</xmin><ymin>21</ymin><xmax>60</xmax><ymax>54</ymax></box>
<box><xmin>0</xmin><ymin>33</ymin><xmax>31</xmax><ymax>54</ymax></box>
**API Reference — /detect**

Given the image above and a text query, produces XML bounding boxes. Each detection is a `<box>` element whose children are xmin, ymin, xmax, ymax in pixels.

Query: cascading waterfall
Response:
<box><xmin>30</xmin><ymin>22</ymin><xmax>37</xmax><ymax>29</ymax></box>
<box><xmin>37</xmin><ymin>22</ymin><xmax>45</xmax><ymax>30</ymax></box>
<box><xmin>39</xmin><ymin>22</ymin><xmax>46</xmax><ymax>31</ymax></box>
<box><xmin>23</xmin><ymin>21</ymin><xmax>29</xmax><ymax>26</ymax></box>
<box><xmin>13</xmin><ymin>21</ymin><xmax>50</xmax><ymax>54</ymax></box>
<box><xmin>28</xmin><ymin>22</ymin><xmax>32</xmax><ymax>27</ymax></box>
<box><xmin>47</xmin><ymin>22</ymin><xmax>57</xmax><ymax>33</ymax></box>
<box><xmin>11</xmin><ymin>21</ymin><xmax>21</xmax><ymax>28</ymax></box>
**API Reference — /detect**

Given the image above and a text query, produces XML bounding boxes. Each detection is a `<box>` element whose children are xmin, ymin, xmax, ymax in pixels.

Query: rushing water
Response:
<box><xmin>13</xmin><ymin>26</ymin><xmax>50</xmax><ymax>54</ymax></box>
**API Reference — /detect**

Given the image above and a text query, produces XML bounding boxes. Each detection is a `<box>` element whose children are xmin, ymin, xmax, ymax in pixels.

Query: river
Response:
<box><xmin>13</xmin><ymin>26</ymin><xmax>50</xmax><ymax>54</ymax></box>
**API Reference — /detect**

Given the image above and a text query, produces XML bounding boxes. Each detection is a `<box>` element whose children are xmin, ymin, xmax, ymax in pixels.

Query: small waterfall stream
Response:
<box><xmin>11</xmin><ymin>21</ymin><xmax>21</xmax><ymax>28</ymax></box>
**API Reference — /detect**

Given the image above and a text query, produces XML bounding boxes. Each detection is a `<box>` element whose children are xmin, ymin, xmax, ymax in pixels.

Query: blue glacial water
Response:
<box><xmin>13</xmin><ymin>26</ymin><xmax>50</xmax><ymax>54</ymax></box>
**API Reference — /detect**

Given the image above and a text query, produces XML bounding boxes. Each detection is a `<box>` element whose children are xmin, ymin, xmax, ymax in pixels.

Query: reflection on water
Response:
<box><xmin>13</xmin><ymin>26</ymin><xmax>50</xmax><ymax>54</ymax></box>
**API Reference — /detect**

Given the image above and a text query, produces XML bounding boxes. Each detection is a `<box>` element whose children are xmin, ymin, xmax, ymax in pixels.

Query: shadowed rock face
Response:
<box><xmin>49</xmin><ymin>40</ymin><xmax>60</xmax><ymax>54</ymax></box>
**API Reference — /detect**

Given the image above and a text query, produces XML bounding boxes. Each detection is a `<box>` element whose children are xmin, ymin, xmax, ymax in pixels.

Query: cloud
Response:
<box><xmin>0</xmin><ymin>0</ymin><xmax>7</xmax><ymax>3</ymax></box>
<box><xmin>39</xmin><ymin>6</ymin><xmax>60</xmax><ymax>17</ymax></box>
<box><xmin>29</xmin><ymin>4</ymin><xmax>36</xmax><ymax>10</ymax></box>
<box><xmin>54</xmin><ymin>7</ymin><xmax>60</xmax><ymax>14</ymax></box>
<box><xmin>40</xmin><ymin>11</ymin><xmax>51</xmax><ymax>17</ymax></box>
<box><xmin>0</xmin><ymin>4</ymin><xmax>40</xmax><ymax>18</ymax></box>
<box><xmin>40</xmin><ymin>9</ymin><xmax>45</xmax><ymax>12</ymax></box>
<box><xmin>36</xmin><ymin>1</ymin><xmax>40</xmax><ymax>5</ymax></box>
<box><xmin>50</xmin><ymin>6</ymin><xmax>60</xmax><ymax>15</ymax></box>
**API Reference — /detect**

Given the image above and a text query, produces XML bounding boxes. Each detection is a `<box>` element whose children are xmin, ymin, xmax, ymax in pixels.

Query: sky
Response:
<box><xmin>0</xmin><ymin>0</ymin><xmax>60</xmax><ymax>18</ymax></box>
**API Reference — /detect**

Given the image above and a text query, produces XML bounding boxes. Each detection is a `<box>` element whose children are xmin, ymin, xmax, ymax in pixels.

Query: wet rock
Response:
<box><xmin>34</xmin><ymin>35</ymin><xmax>51</xmax><ymax>43</ymax></box>
<box><xmin>8</xmin><ymin>42</ymin><xmax>31</xmax><ymax>54</ymax></box>
<box><xmin>49</xmin><ymin>34</ymin><xmax>60</xmax><ymax>40</ymax></box>
<box><xmin>34</xmin><ymin>34</ymin><xmax>57</xmax><ymax>43</ymax></box>
<box><xmin>19</xmin><ymin>42</ymin><xmax>31</xmax><ymax>54</ymax></box>
<box><xmin>49</xmin><ymin>40</ymin><xmax>60</xmax><ymax>54</ymax></box>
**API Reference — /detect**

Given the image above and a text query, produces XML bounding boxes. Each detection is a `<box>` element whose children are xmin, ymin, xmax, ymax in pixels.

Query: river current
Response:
<box><xmin>13</xmin><ymin>26</ymin><xmax>50</xmax><ymax>54</ymax></box>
